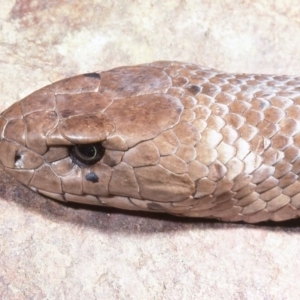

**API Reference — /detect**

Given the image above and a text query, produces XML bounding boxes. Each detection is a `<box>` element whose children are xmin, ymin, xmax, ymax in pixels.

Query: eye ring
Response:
<box><xmin>71</xmin><ymin>143</ymin><xmax>105</xmax><ymax>165</ymax></box>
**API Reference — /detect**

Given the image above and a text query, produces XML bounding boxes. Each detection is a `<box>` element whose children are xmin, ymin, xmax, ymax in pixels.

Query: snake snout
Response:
<box><xmin>0</xmin><ymin>101</ymin><xmax>44</xmax><ymax>176</ymax></box>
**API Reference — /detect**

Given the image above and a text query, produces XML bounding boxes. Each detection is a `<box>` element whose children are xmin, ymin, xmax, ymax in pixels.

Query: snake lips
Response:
<box><xmin>0</xmin><ymin>61</ymin><xmax>300</xmax><ymax>223</ymax></box>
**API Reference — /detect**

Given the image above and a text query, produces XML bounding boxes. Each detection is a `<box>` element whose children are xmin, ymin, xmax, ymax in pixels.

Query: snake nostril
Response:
<box><xmin>14</xmin><ymin>152</ymin><xmax>22</xmax><ymax>168</ymax></box>
<box><xmin>15</xmin><ymin>153</ymin><xmax>21</xmax><ymax>161</ymax></box>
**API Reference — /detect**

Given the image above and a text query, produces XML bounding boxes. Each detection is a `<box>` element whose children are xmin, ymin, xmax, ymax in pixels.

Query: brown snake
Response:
<box><xmin>1</xmin><ymin>61</ymin><xmax>300</xmax><ymax>223</ymax></box>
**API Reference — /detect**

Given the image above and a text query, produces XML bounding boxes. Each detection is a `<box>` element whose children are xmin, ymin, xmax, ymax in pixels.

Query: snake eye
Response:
<box><xmin>71</xmin><ymin>143</ymin><xmax>105</xmax><ymax>165</ymax></box>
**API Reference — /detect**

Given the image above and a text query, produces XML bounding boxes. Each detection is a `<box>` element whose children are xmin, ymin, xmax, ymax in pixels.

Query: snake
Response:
<box><xmin>1</xmin><ymin>61</ymin><xmax>300</xmax><ymax>223</ymax></box>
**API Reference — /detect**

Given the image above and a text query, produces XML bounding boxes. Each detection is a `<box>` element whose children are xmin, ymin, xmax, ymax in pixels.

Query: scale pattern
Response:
<box><xmin>1</xmin><ymin>61</ymin><xmax>300</xmax><ymax>223</ymax></box>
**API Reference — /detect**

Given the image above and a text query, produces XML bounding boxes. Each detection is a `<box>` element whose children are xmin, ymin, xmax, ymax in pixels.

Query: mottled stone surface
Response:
<box><xmin>1</xmin><ymin>1</ymin><xmax>300</xmax><ymax>299</ymax></box>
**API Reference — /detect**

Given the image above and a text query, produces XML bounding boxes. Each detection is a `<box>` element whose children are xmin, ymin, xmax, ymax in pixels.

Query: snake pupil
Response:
<box><xmin>71</xmin><ymin>143</ymin><xmax>105</xmax><ymax>165</ymax></box>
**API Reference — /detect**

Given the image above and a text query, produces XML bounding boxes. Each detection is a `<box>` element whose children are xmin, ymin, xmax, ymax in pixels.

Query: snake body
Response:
<box><xmin>1</xmin><ymin>61</ymin><xmax>300</xmax><ymax>223</ymax></box>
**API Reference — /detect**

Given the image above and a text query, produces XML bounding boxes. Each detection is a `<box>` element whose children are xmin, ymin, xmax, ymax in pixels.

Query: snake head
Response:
<box><xmin>0</xmin><ymin>64</ymin><xmax>196</xmax><ymax>214</ymax></box>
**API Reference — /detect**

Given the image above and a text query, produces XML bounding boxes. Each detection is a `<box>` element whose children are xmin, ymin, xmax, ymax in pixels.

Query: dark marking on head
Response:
<box><xmin>147</xmin><ymin>202</ymin><xmax>165</xmax><ymax>211</ymax></box>
<box><xmin>186</xmin><ymin>84</ymin><xmax>201</xmax><ymax>95</ymax></box>
<box><xmin>84</xmin><ymin>73</ymin><xmax>101</xmax><ymax>79</ymax></box>
<box><xmin>61</xmin><ymin>109</ymin><xmax>74</xmax><ymax>118</ymax></box>
<box><xmin>85</xmin><ymin>172</ymin><xmax>99</xmax><ymax>183</ymax></box>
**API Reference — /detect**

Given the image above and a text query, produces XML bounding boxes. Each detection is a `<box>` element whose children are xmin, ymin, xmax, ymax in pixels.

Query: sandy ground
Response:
<box><xmin>1</xmin><ymin>1</ymin><xmax>300</xmax><ymax>299</ymax></box>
